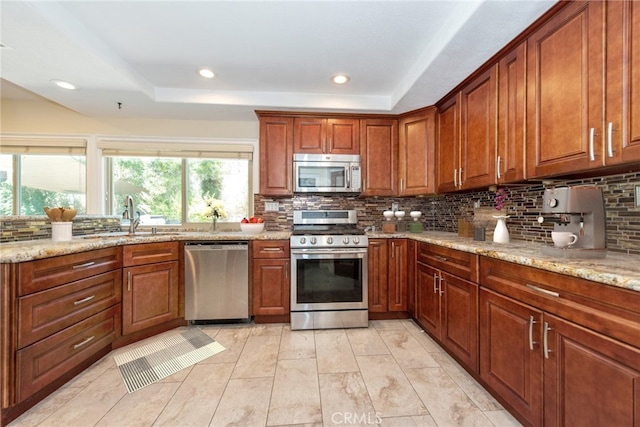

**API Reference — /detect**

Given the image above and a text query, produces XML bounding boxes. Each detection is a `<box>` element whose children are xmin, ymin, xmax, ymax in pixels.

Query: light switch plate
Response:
<box><xmin>635</xmin><ymin>185</ymin><xmax>640</xmax><ymax>207</ymax></box>
<box><xmin>265</xmin><ymin>201</ymin><xmax>279</xmax><ymax>212</ymax></box>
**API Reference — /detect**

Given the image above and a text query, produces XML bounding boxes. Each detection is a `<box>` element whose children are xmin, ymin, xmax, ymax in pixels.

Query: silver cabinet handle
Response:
<box><xmin>589</xmin><ymin>128</ymin><xmax>596</xmax><ymax>161</ymax></box>
<box><xmin>73</xmin><ymin>295</ymin><xmax>95</xmax><ymax>305</ymax></box>
<box><xmin>73</xmin><ymin>335</ymin><xmax>95</xmax><ymax>350</ymax></box>
<box><xmin>438</xmin><ymin>274</ymin><xmax>444</xmax><ymax>295</ymax></box>
<box><xmin>453</xmin><ymin>169</ymin><xmax>457</xmax><ymax>187</ymax></box>
<box><xmin>496</xmin><ymin>156</ymin><xmax>502</xmax><ymax>180</ymax></box>
<box><xmin>73</xmin><ymin>261</ymin><xmax>95</xmax><ymax>269</ymax></box>
<box><xmin>543</xmin><ymin>322</ymin><xmax>552</xmax><ymax>359</ymax></box>
<box><xmin>459</xmin><ymin>168</ymin><xmax>463</xmax><ymax>187</ymax></box>
<box><xmin>127</xmin><ymin>271</ymin><xmax>132</xmax><ymax>292</ymax></box>
<box><xmin>434</xmin><ymin>255</ymin><xmax>448</xmax><ymax>262</ymax></box>
<box><xmin>526</xmin><ymin>284</ymin><xmax>560</xmax><ymax>298</ymax></box>
<box><xmin>262</xmin><ymin>247</ymin><xmax>283</xmax><ymax>252</ymax></box>
<box><xmin>433</xmin><ymin>273</ymin><xmax>438</xmax><ymax>294</ymax></box>
<box><xmin>528</xmin><ymin>315</ymin><xmax>537</xmax><ymax>350</ymax></box>
<box><xmin>607</xmin><ymin>122</ymin><xmax>614</xmax><ymax>158</ymax></box>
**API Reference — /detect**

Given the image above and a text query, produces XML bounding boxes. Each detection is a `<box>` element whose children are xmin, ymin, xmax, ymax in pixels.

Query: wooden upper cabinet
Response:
<box><xmin>259</xmin><ymin>116</ymin><xmax>293</xmax><ymax>196</ymax></box>
<box><xmin>360</xmin><ymin>118</ymin><xmax>398</xmax><ymax>196</ymax></box>
<box><xmin>497</xmin><ymin>42</ymin><xmax>526</xmax><ymax>183</ymax></box>
<box><xmin>294</xmin><ymin>117</ymin><xmax>360</xmax><ymax>154</ymax></box>
<box><xmin>398</xmin><ymin>107</ymin><xmax>436</xmax><ymax>196</ymax></box>
<box><xmin>526</xmin><ymin>1</ymin><xmax>605</xmax><ymax>178</ymax></box>
<box><xmin>460</xmin><ymin>65</ymin><xmax>497</xmax><ymax>189</ymax></box>
<box><xmin>605</xmin><ymin>0</ymin><xmax>640</xmax><ymax>166</ymax></box>
<box><xmin>436</xmin><ymin>95</ymin><xmax>459</xmax><ymax>193</ymax></box>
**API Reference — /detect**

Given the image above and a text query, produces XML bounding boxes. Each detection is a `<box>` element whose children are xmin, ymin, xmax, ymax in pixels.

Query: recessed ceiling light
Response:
<box><xmin>199</xmin><ymin>68</ymin><xmax>215</xmax><ymax>79</ymax></box>
<box><xmin>331</xmin><ymin>74</ymin><xmax>350</xmax><ymax>85</ymax></box>
<box><xmin>50</xmin><ymin>79</ymin><xmax>77</xmax><ymax>90</ymax></box>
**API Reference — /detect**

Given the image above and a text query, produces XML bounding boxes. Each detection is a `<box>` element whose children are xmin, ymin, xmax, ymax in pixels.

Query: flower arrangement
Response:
<box><xmin>494</xmin><ymin>187</ymin><xmax>508</xmax><ymax>211</ymax></box>
<box><xmin>203</xmin><ymin>199</ymin><xmax>227</xmax><ymax>220</ymax></box>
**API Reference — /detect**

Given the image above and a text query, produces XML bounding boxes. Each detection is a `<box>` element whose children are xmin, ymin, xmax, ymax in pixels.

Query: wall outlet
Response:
<box><xmin>392</xmin><ymin>202</ymin><xmax>399</xmax><ymax>212</ymax></box>
<box><xmin>265</xmin><ymin>201</ymin><xmax>279</xmax><ymax>212</ymax></box>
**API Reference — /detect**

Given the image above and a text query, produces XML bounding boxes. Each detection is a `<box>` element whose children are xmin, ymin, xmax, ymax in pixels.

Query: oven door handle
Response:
<box><xmin>291</xmin><ymin>248</ymin><xmax>367</xmax><ymax>255</ymax></box>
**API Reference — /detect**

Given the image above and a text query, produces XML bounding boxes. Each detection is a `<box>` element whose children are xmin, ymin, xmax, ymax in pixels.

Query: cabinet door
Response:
<box><xmin>543</xmin><ymin>313</ymin><xmax>640</xmax><ymax>427</ymax></box>
<box><xmin>360</xmin><ymin>119</ymin><xmax>398</xmax><ymax>196</ymax></box>
<box><xmin>605</xmin><ymin>0</ymin><xmax>640</xmax><ymax>166</ymax></box>
<box><xmin>388</xmin><ymin>239</ymin><xmax>407</xmax><ymax>312</ymax></box>
<box><xmin>497</xmin><ymin>42</ymin><xmax>526</xmax><ymax>183</ymax></box>
<box><xmin>259</xmin><ymin>116</ymin><xmax>293</xmax><ymax>195</ymax></box>
<box><xmin>480</xmin><ymin>288</ymin><xmax>543</xmax><ymax>427</ymax></box>
<box><xmin>440</xmin><ymin>272</ymin><xmax>478</xmax><ymax>371</ymax></box>
<box><xmin>122</xmin><ymin>261</ymin><xmax>179</xmax><ymax>335</ymax></box>
<box><xmin>526</xmin><ymin>1</ymin><xmax>605</xmax><ymax>177</ymax></box>
<box><xmin>252</xmin><ymin>259</ymin><xmax>290</xmax><ymax>316</ymax></box>
<box><xmin>367</xmin><ymin>239</ymin><xmax>388</xmax><ymax>313</ymax></box>
<box><xmin>294</xmin><ymin>117</ymin><xmax>325</xmax><ymax>153</ymax></box>
<box><xmin>460</xmin><ymin>65</ymin><xmax>497</xmax><ymax>189</ymax></box>
<box><xmin>416</xmin><ymin>262</ymin><xmax>440</xmax><ymax>337</ymax></box>
<box><xmin>327</xmin><ymin>118</ymin><xmax>360</xmax><ymax>154</ymax></box>
<box><xmin>436</xmin><ymin>95</ymin><xmax>460</xmax><ymax>192</ymax></box>
<box><xmin>398</xmin><ymin>108</ymin><xmax>436</xmax><ymax>195</ymax></box>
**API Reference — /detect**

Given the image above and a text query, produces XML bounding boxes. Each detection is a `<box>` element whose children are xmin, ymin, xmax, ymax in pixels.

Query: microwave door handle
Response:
<box><xmin>346</xmin><ymin>167</ymin><xmax>351</xmax><ymax>189</ymax></box>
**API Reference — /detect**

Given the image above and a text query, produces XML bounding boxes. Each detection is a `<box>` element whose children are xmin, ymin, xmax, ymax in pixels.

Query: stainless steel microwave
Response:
<box><xmin>293</xmin><ymin>153</ymin><xmax>362</xmax><ymax>193</ymax></box>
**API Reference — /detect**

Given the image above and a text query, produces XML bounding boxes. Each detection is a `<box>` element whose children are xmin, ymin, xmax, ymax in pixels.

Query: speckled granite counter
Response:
<box><xmin>2</xmin><ymin>230</ymin><xmax>638</xmax><ymax>293</ymax></box>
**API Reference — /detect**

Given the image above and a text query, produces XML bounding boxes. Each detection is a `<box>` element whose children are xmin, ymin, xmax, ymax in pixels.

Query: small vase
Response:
<box><xmin>493</xmin><ymin>215</ymin><xmax>510</xmax><ymax>243</ymax></box>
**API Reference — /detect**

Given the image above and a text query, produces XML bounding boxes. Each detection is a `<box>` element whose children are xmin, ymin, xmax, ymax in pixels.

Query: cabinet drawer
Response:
<box><xmin>417</xmin><ymin>242</ymin><xmax>478</xmax><ymax>281</ymax></box>
<box><xmin>18</xmin><ymin>270</ymin><xmax>122</xmax><ymax>349</ymax></box>
<box><xmin>19</xmin><ymin>247</ymin><xmax>122</xmax><ymax>296</ymax></box>
<box><xmin>123</xmin><ymin>242</ymin><xmax>179</xmax><ymax>266</ymax></box>
<box><xmin>480</xmin><ymin>257</ymin><xmax>640</xmax><ymax>349</ymax></box>
<box><xmin>16</xmin><ymin>305</ymin><xmax>121</xmax><ymax>402</ymax></box>
<box><xmin>251</xmin><ymin>240</ymin><xmax>290</xmax><ymax>259</ymax></box>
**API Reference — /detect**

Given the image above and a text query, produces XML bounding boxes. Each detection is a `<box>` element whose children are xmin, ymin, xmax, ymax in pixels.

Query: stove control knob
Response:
<box><xmin>547</xmin><ymin>198</ymin><xmax>558</xmax><ymax>208</ymax></box>
<box><xmin>353</xmin><ymin>237</ymin><xmax>360</xmax><ymax>245</ymax></box>
<box><xmin>310</xmin><ymin>237</ymin><xmax>317</xmax><ymax>245</ymax></box>
<box><xmin>343</xmin><ymin>237</ymin><xmax>350</xmax><ymax>245</ymax></box>
<box><xmin>327</xmin><ymin>237</ymin><xmax>334</xmax><ymax>245</ymax></box>
<box><xmin>299</xmin><ymin>237</ymin><xmax>306</xmax><ymax>245</ymax></box>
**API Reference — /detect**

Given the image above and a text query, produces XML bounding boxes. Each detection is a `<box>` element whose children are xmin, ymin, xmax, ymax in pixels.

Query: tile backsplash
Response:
<box><xmin>256</xmin><ymin>171</ymin><xmax>640</xmax><ymax>255</ymax></box>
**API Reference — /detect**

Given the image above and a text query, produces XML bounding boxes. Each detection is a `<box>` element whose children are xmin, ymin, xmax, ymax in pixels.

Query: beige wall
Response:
<box><xmin>1</xmin><ymin>98</ymin><xmax>259</xmax><ymax>138</ymax></box>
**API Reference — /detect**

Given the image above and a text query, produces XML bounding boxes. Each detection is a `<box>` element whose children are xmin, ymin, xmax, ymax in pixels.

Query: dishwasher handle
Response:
<box><xmin>185</xmin><ymin>241</ymin><xmax>248</xmax><ymax>251</ymax></box>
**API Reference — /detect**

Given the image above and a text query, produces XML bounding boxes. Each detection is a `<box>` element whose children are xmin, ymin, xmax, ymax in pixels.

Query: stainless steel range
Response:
<box><xmin>290</xmin><ymin>209</ymin><xmax>368</xmax><ymax>330</ymax></box>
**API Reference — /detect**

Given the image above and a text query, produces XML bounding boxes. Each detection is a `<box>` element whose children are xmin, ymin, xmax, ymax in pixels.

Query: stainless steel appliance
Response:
<box><xmin>184</xmin><ymin>241</ymin><xmax>249</xmax><ymax>322</ymax></box>
<box><xmin>293</xmin><ymin>153</ymin><xmax>362</xmax><ymax>193</ymax></box>
<box><xmin>537</xmin><ymin>185</ymin><xmax>607</xmax><ymax>258</ymax></box>
<box><xmin>290</xmin><ymin>209</ymin><xmax>368</xmax><ymax>330</ymax></box>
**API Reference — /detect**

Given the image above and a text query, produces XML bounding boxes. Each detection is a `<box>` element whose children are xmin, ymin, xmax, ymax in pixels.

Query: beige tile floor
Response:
<box><xmin>10</xmin><ymin>319</ymin><xmax>522</xmax><ymax>427</ymax></box>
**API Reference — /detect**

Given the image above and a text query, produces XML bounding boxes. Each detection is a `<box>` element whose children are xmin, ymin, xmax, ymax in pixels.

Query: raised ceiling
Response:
<box><xmin>1</xmin><ymin>0</ymin><xmax>556</xmax><ymax>122</ymax></box>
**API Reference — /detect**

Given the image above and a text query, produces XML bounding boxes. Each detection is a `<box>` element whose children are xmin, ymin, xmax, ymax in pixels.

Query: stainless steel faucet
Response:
<box><xmin>124</xmin><ymin>195</ymin><xmax>140</xmax><ymax>234</ymax></box>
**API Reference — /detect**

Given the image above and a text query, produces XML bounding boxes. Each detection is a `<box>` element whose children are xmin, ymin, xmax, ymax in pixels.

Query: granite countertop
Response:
<box><xmin>2</xmin><ymin>230</ymin><xmax>638</xmax><ymax>293</ymax></box>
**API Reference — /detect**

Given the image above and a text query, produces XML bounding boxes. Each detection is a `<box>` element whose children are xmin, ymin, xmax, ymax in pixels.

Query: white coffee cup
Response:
<box><xmin>552</xmin><ymin>231</ymin><xmax>578</xmax><ymax>248</ymax></box>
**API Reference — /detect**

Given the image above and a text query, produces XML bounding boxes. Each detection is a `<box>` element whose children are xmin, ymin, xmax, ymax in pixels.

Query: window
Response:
<box><xmin>0</xmin><ymin>137</ymin><xmax>87</xmax><ymax>215</ymax></box>
<box><xmin>101</xmin><ymin>138</ymin><xmax>253</xmax><ymax>225</ymax></box>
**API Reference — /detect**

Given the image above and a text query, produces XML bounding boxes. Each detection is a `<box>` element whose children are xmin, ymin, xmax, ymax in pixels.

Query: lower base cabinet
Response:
<box><xmin>251</xmin><ymin>240</ymin><xmax>290</xmax><ymax>321</ymax></box>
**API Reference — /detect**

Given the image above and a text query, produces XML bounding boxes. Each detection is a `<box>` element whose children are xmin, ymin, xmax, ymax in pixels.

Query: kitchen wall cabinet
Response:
<box><xmin>480</xmin><ymin>257</ymin><xmax>640</xmax><ymax>427</ymax></box>
<box><xmin>294</xmin><ymin>117</ymin><xmax>360</xmax><ymax>154</ymax></box>
<box><xmin>360</xmin><ymin>119</ymin><xmax>398</xmax><ymax>196</ymax></box>
<box><xmin>415</xmin><ymin>243</ymin><xmax>478</xmax><ymax>371</ymax></box>
<box><xmin>122</xmin><ymin>242</ymin><xmax>179</xmax><ymax>336</ymax></box>
<box><xmin>2</xmin><ymin>248</ymin><xmax>122</xmax><ymax>424</ymax></box>
<box><xmin>497</xmin><ymin>42</ymin><xmax>526</xmax><ymax>183</ymax></box>
<box><xmin>251</xmin><ymin>240</ymin><xmax>290</xmax><ymax>322</ymax></box>
<box><xmin>398</xmin><ymin>107</ymin><xmax>436</xmax><ymax>195</ymax></box>
<box><xmin>436</xmin><ymin>66</ymin><xmax>497</xmax><ymax>192</ymax></box>
<box><xmin>368</xmin><ymin>239</ymin><xmax>408</xmax><ymax>315</ymax></box>
<box><xmin>259</xmin><ymin>115</ymin><xmax>294</xmax><ymax>196</ymax></box>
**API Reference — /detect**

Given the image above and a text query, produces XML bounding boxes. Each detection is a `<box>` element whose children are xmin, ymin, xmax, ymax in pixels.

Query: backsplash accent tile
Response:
<box><xmin>0</xmin><ymin>216</ymin><xmax>122</xmax><ymax>243</ymax></box>
<box><xmin>256</xmin><ymin>171</ymin><xmax>639</xmax><ymax>255</ymax></box>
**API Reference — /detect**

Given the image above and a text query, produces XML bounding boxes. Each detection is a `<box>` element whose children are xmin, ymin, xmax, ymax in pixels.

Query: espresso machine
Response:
<box><xmin>537</xmin><ymin>185</ymin><xmax>607</xmax><ymax>258</ymax></box>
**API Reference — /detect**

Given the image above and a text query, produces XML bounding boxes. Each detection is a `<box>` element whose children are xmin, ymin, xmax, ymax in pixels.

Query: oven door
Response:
<box><xmin>291</xmin><ymin>248</ymin><xmax>368</xmax><ymax>311</ymax></box>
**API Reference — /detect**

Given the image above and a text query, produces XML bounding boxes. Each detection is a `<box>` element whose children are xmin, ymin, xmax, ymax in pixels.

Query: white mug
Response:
<box><xmin>552</xmin><ymin>231</ymin><xmax>578</xmax><ymax>248</ymax></box>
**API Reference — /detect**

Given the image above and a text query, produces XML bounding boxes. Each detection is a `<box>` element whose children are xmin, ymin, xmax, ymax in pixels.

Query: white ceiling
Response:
<box><xmin>1</xmin><ymin>0</ymin><xmax>556</xmax><ymax>122</ymax></box>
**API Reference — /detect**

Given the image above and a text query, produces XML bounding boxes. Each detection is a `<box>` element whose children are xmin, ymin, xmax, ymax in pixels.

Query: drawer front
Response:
<box><xmin>19</xmin><ymin>247</ymin><xmax>122</xmax><ymax>295</ymax></box>
<box><xmin>480</xmin><ymin>257</ymin><xmax>640</xmax><ymax>349</ymax></box>
<box><xmin>123</xmin><ymin>242</ymin><xmax>179</xmax><ymax>266</ymax></box>
<box><xmin>251</xmin><ymin>240</ymin><xmax>290</xmax><ymax>259</ymax></box>
<box><xmin>18</xmin><ymin>270</ymin><xmax>122</xmax><ymax>349</ymax></box>
<box><xmin>417</xmin><ymin>242</ymin><xmax>478</xmax><ymax>281</ymax></box>
<box><xmin>17</xmin><ymin>305</ymin><xmax>121</xmax><ymax>402</ymax></box>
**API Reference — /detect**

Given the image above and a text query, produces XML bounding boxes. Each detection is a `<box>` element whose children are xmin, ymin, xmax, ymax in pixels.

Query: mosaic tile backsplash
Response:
<box><xmin>255</xmin><ymin>172</ymin><xmax>640</xmax><ymax>255</ymax></box>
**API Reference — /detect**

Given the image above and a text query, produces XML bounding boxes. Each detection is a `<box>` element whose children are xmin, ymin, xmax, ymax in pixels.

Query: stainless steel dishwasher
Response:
<box><xmin>184</xmin><ymin>241</ymin><xmax>249</xmax><ymax>322</ymax></box>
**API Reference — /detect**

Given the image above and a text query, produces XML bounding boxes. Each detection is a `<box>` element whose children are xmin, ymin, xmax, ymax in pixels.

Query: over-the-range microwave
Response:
<box><xmin>293</xmin><ymin>153</ymin><xmax>362</xmax><ymax>193</ymax></box>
